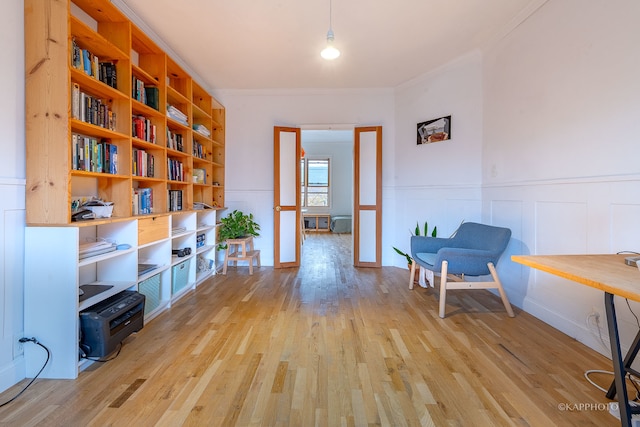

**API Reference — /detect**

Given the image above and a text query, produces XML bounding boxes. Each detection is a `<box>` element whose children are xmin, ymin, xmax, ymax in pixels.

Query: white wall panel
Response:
<box><xmin>358</xmin><ymin>210</ymin><xmax>377</xmax><ymax>263</ymax></box>
<box><xmin>279</xmin><ymin>210</ymin><xmax>296</xmax><ymax>263</ymax></box>
<box><xmin>279</xmin><ymin>131</ymin><xmax>297</xmax><ymax>206</ymax></box>
<box><xmin>358</xmin><ymin>131</ymin><xmax>377</xmax><ymax>206</ymax></box>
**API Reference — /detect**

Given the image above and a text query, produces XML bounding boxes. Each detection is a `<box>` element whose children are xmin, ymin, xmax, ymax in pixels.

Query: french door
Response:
<box><xmin>273</xmin><ymin>125</ymin><xmax>382</xmax><ymax>268</ymax></box>
<box><xmin>273</xmin><ymin>127</ymin><xmax>301</xmax><ymax>268</ymax></box>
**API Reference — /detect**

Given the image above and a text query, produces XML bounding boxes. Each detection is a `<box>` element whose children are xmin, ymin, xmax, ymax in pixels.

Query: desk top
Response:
<box><xmin>512</xmin><ymin>254</ymin><xmax>640</xmax><ymax>302</ymax></box>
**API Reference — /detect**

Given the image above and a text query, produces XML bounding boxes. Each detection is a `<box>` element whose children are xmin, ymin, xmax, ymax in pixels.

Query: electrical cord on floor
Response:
<box><xmin>585</xmin><ymin>370</ymin><xmax>640</xmax><ymax>401</ymax></box>
<box><xmin>81</xmin><ymin>342</ymin><xmax>123</xmax><ymax>363</ymax></box>
<box><xmin>0</xmin><ymin>338</ymin><xmax>50</xmax><ymax>408</ymax></box>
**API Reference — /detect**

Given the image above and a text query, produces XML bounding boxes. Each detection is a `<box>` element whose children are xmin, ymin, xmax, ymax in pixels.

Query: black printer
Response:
<box><xmin>79</xmin><ymin>290</ymin><xmax>145</xmax><ymax>358</ymax></box>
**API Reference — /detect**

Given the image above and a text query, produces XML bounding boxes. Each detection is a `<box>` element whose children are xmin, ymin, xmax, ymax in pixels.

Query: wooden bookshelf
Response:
<box><xmin>25</xmin><ymin>0</ymin><xmax>225</xmax><ymax>225</ymax></box>
<box><xmin>23</xmin><ymin>0</ymin><xmax>225</xmax><ymax>380</ymax></box>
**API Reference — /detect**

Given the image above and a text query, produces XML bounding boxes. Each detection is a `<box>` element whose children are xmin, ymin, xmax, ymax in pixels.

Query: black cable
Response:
<box><xmin>625</xmin><ymin>298</ymin><xmax>640</xmax><ymax>329</ymax></box>
<box><xmin>0</xmin><ymin>338</ymin><xmax>50</xmax><ymax>408</ymax></box>
<box><xmin>81</xmin><ymin>342</ymin><xmax>123</xmax><ymax>363</ymax></box>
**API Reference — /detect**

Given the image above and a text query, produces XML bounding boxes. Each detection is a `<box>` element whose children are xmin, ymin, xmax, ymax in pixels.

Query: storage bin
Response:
<box><xmin>172</xmin><ymin>258</ymin><xmax>191</xmax><ymax>294</ymax></box>
<box><xmin>138</xmin><ymin>273</ymin><xmax>161</xmax><ymax>315</ymax></box>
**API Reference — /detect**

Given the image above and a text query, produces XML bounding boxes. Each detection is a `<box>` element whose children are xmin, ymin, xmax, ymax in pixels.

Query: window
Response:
<box><xmin>301</xmin><ymin>157</ymin><xmax>330</xmax><ymax>207</ymax></box>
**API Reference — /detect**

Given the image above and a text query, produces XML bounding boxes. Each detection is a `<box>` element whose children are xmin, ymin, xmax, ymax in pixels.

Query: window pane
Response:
<box><xmin>307</xmin><ymin>159</ymin><xmax>328</xmax><ymax>186</ymax></box>
<box><xmin>307</xmin><ymin>186</ymin><xmax>328</xmax><ymax>207</ymax></box>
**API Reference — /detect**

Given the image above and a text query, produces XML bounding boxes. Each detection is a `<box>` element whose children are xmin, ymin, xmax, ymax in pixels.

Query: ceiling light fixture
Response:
<box><xmin>320</xmin><ymin>0</ymin><xmax>340</xmax><ymax>60</ymax></box>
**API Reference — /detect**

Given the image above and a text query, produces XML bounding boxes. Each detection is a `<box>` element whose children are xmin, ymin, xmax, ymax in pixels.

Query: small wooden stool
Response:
<box><xmin>222</xmin><ymin>236</ymin><xmax>261</xmax><ymax>275</ymax></box>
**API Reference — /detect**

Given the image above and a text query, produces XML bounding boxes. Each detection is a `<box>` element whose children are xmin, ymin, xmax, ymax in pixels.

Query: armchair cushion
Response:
<box><xmin>411</xmin><ymin>222</ymin><xmax>511</xmax><ymax>276</ymax></box>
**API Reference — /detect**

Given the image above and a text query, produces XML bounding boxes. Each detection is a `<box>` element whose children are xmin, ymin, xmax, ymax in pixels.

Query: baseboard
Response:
<box><xmin>0</xmin><ymin>357</ymin><xmax>25</xmax><ymax>394</ymax></box>
<box><xmin>523</xmin><ymin>296</ymin><xmax>611</xmax><ymax>359</ymax></box>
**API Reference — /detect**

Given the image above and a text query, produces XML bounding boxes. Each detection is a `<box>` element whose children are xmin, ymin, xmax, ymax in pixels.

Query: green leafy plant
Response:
<box><xmin>393</xmin><ymin>221</ymin><xmax>438</xmax><ymax>265</ymax></box>
<box><xmin>217</xmin><ymin>210</ymin><xmax>260</xmax><ymax>250</ymax></box>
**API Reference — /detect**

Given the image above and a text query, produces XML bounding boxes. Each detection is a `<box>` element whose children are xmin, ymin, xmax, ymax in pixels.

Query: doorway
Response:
<box><xmin>300</xmin><ymin>129</ymin><xmax>354</xmax><ymax>264</ymax></box>
<box><xmin>273</xmin><ymin>125</ymin><xmax>382</xmax><ymax>268</ymax></box>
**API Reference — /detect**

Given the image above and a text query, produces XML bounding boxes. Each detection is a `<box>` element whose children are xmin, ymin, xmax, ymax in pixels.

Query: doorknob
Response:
<box><xmin>275</xmin><ymin>206</ymin><xmax>281</xmax><ymax>211</ymax></box>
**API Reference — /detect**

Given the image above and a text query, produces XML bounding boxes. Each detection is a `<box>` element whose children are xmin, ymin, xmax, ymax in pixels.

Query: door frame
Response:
<box><xmin>273</xmin><ymin>125</ymin><xmax>382</xmax><ymax>268</ymax></box>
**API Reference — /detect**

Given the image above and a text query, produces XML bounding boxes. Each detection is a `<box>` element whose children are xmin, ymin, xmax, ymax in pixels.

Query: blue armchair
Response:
<box><xmin>409</xmin><ymin>222</ymin><xmax>515</xmax><ymax>318</ymax></box>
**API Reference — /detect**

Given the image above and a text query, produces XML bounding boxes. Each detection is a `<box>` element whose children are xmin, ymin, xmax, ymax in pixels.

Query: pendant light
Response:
<box><xmin>320</xmin><ymin>0</ymin><xmax>340</xmax><ymax>60</ymax></box>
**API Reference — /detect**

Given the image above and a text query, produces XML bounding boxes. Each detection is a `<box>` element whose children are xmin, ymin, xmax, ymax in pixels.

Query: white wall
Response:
<box><xmin>390</xmin><ymin>0</ymin><xmax>640</xmax><ymax>359</ymax></box>
<box><xmin>481</xmin><ymin>0</ymin><xmax>640</xmax><ymax>357</ymax></box>
<box><xmin>0</xmin><ymin>0</ymin><xmax>26</xmax><ymax>393</ymax></box>
<box><xmin>391</xmin><ymin>51</ymin><xmax>485</xmax><ymax>259</ymax></box>
<box><xmin>217</xmin><ymin>89</ymin><xmax>395</xmax><ymax>266</ymax></box>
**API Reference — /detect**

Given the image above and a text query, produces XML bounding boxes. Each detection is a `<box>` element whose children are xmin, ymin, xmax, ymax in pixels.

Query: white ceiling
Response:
<box><xmin>119</xmin><ymin>0</ymin><xmax>544</xmax><ymax>91</ymax></box>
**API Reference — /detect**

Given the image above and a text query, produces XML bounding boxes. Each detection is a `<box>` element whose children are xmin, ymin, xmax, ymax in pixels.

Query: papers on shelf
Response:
<box><xmin>167</xmin><ymin>105</ymin><xmax>188</xmax><ymax>126</ymax></box>
<box><xmin>79</xmin><ymin>240</ymin><xmax>117</xmax><ymax>260</ymax></box>
<box><xmin>193</xmin><ymin>123</ymin><xmax>211</xmax><ymax>137</ymax></box>
<box><xmin>193</xmin><ymin>202</ymin><xmax>215</xmax><ymax>210</ymax></box>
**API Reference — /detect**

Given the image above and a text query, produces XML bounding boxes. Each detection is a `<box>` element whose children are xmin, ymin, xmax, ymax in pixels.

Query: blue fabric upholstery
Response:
<box><xmin>410</xmin><ymin>222</ymin><xmax>511</xmax><ymax>276</ymax></box>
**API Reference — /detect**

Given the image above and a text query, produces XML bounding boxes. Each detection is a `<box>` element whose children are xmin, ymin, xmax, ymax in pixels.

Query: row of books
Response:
<box><xmin>167</xmin><ymin>105</ymin><xmax>188</xmax><ymax>126</ymax></box>
<box><xmin>132</xmin><ymin>148</ymin><xmax>155</xmax><ymax>178</ymax></box>
<box><xmin>71</xmin><ymin>38</ymin><xmax>117</xmax><ymax>89</ymax></box>
<box><xmin>167</xmin><ymin>129</ymin><xmax>184</xmax><ymax>152</ymax></box>
<box><xmin>132</xmin><ymin>77</ymin><xmax>159</xmax><ymax>110</ymax></box>
<box><xmin>72</xmin><ymin>83</ymin><xmax>117</xmax><ymax>131</ymax></box>
<box><xmin>72</xmin><ymin>133</ymin><xmax>118</xmax><ymax>174</ymax></box>
<box><xmin>132</xmin><ymin>187</ymin><xmax>153</xmax><ymax>215</ymax></box>
<box><xmin>132</xmin><ymin>115</ymin><xmax>157</xmax><ymax>143</ymax></box>
<box><xmin>168</xmin><ymin>189</ymin><xmax>183</xmax><ymax>212</ymax></box>
<box><xmin>193</xmin><ymin>123</ymin><xmax>211</xmax><ymax>137</ymax></box>
<box><xmin>193</xmin><ymin>139</ymin><xmax>206</xmax><ymax>159</ymax></box>
<box><xmin>168</xmin><ymin>158</ymin><xmax>185</xmax><ymax>181</ymax></box>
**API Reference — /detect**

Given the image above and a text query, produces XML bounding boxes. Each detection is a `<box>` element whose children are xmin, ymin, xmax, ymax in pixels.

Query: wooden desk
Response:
<box><xmin>512</xmin><ymin>254</ymin><xmax>640</xmax><ymax>426</ymax></box>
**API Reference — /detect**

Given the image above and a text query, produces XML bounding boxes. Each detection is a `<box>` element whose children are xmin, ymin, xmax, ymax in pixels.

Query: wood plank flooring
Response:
<box><xmin>0</xmin><ymin>233</ymin><xmax>624</xmax><ymax>426</ymax></box>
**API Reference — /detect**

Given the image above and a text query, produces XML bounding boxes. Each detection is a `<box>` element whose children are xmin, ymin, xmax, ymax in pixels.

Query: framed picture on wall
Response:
<box><xmin>417</xmin><ymin>115</ymin><xmax>451</xmax><ymax>145</ymax></box>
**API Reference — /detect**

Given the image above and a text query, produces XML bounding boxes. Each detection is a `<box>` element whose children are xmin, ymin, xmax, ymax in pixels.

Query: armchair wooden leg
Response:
<box><xmin>409</xmin><ymin>261</ymin><xmax>417</xmax><ymax>289</ymax></box>
<box><xmin>488</xmin><ymin>262</ymin><xmax>515</xmax><ymax>317</ymax></box>
<box><xmin>439</xmin><ymin>260</ymin><xmax>448</xmax><ymax>318</ymax></box>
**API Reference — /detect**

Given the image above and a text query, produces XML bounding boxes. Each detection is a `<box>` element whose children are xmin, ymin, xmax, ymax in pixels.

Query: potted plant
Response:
<box><xmin>216</xmin><ymin>209</ymin><xmax>260</xmax><ymax>250</ymax></box>
<box><xmin>393</xmin><ymin>221</ymin><xmax>438</xmax><ymax>273</ymax></box>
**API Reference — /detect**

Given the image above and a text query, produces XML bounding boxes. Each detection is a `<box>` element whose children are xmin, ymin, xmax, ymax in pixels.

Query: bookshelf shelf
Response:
<box><xmin>70</xmin><ymin>16</ymin><xmax>129</xmax><ymax>61</ymax></box>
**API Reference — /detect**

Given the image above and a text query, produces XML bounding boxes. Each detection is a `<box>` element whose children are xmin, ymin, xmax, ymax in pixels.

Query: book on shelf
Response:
<box><xmin>71</xmin><ymin>39</ymin><xmax>117</xmax><ymax>89</ymax></box>
<box><xmin>192</xmin><ymin>139</ymin><xmax>205</xmax><ymax>159</ymax></box>
<box><xmin>72</xmin><ymin>133</ymin><xmax>118</xmax><ymax>174</ymax></box>
<box><xmin>167</xmin><ymin>158</ymin><xmax>184</xmax><ymax>181</ymax></box>
<box><xmin>132</xmin><ymin>187</ymin><xmax>153</xmax><ymax>215</ymax></box>
<box><xmin>168</xmin><ymin>189</ymin><xmax>183</xmax><ymax>212</ymax></box>
<box><xmin>71</xmin><ymin>83</ymin><xmax>80</xmax><ymax>119</ymax></box>
<box><xmin>144</xmin><ymin>86</ymin><xmax>159</xmax><ymax>110</ymax></box>
<box><xmin>132</xmin><ymin>115</ymin><xmax>156</xmax><ymax>143</ymax></box>
<box><xmin>132</xmin><ymin>148</ymin><xmax>155</xmax><ymax>178</ymax></box>
<box><xmin>72</xmin><ymin>88</ymin><xmax>117</xmax><ymax>130</ymax></box>
<box><xmin>167</xmin><ymin>129</ymin><xmax>184</xmax><ymax>152</ymax></box>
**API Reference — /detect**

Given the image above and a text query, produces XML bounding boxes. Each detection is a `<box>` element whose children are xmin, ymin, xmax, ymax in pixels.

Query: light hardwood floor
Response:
<box><xmin>0</xmin><ymin>233</ymin><xmax>624</xmax><ymax>426</ymax></box>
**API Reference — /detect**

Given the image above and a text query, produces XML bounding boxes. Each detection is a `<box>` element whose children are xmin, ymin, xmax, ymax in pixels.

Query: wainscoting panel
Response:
<box><xmin>0</xmin><ymin>181</ymin><xmax>26</xmax><ymax>393</ymax></box>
